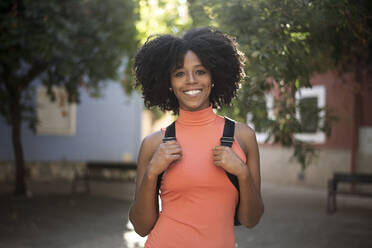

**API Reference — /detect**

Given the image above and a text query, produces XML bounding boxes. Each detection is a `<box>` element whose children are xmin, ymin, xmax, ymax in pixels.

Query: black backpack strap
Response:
<box><xmin>163</xmin><ymin>121</ymin><xmax>176</xmax><ymax>143</ymax></box>
<box><xmin>221</xmin><ymin>117</ymin><xmax>241</xmax><ymax>226</ymax></box>
<box><xmin>221</xmin><ymin>117</ymin><xmax>235</xmax><ymax>147</ymax></box>
<box><xmin>156</xmin><ymin>121</ymin><xmax>176</xmax><ymax>194</ymax></box>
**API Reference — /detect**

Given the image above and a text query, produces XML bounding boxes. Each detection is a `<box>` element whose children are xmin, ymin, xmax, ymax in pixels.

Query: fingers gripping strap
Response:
<box><xmin>157</xmin><ymin>121</ymin><xmax>176</xmax><ymax>194</ymax></box>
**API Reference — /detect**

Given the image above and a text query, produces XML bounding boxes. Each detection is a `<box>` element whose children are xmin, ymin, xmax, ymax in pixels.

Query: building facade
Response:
<box><xmin>258</xmin><ymin>71</ymin><xmax>372</xmax><ymax>190</ymax></box>
<box><xmin>0</xmin><ymin>82</ymin><xmax>143</xmax><ymax>182</ymax></box>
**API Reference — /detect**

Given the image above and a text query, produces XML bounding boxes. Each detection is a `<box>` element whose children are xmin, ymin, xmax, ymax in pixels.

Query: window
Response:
<box><xmin>299</xmin><ymin>97</ymin><xmax>319</xmax><ymax>133</ymax></box>
<box><xmin>36</xmin><ymin>87</ymin><xmax>76</xmax><ymax>135</ymax></box>
<box><xmin>294</xmin><ymin>85</ymin><xmax>326</xmax><ymax>143</ymax></box>
<box><xmin>248</xmin><ymin>85</ymin><xmax>326</xmax><ymax>144</ymax></box>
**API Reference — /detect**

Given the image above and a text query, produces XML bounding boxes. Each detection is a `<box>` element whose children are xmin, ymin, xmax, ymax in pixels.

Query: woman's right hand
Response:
<box><xmin>147</xmin><ymin>140</ymin><xmax>182</xmax><ymax>176</ymax></box>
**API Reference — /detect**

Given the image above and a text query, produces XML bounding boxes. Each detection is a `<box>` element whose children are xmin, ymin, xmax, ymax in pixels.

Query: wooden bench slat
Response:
<box><xmin>71</xmin><ymin>161</ymin><xmax>137</xmax><ymax>194</ymax></box>
<box><xmin>87</xmin><ymin>162</ymin><xmax>137</xmax><ymax>170</ymax></box>
<box><xmin>334</xmin><ymin>173</ymin><xmax>372</xmax><ymax>183</ymax></box>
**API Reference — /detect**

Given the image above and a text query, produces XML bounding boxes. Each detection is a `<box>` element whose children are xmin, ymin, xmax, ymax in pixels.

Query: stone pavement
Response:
<box><xmin>0</xmin><ymin>181</ymin><xmax>371</xmax><ymax>248</ymax></box>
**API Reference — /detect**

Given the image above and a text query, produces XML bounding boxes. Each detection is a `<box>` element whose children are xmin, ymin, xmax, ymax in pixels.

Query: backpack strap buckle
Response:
<box><xmin>220</xmin><ymin>136</ymin><xmax>234</xmax><ymax>147</ymax></box>
<box><xmin>162</xmin><ymin>137</ymin><xmax>176</xmax><ymax>143</ymax></box>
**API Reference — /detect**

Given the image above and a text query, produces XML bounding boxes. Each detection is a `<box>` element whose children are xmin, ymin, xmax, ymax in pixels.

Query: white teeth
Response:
<box><xmin>184</xmin><ymin>90</ymin><xmax>201</xmax><ymax>95</ymax></box>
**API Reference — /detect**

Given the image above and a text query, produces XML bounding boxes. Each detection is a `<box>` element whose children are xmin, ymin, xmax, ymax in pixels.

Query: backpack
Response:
<box><xmin>156</xmin><ymin>117</ymin><xmax>241</xmax><ymax>226</ymax></box>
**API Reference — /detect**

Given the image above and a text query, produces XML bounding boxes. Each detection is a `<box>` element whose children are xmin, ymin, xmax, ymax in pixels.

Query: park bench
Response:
<box><xmin>71</xmin><ymin>161</ymin><xmax>137</xmax><ymax>194</ymax></box>
<box><xmin>327</xmin><ymin>172</ymin><xmax>372</xmax><ymax>213</ymax></box>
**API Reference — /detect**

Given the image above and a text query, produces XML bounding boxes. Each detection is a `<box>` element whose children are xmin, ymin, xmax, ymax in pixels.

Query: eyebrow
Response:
<box><xmin>172</xmin><ymin>64</ymin><xmax>204</xmax><ymax>72</ymax></box>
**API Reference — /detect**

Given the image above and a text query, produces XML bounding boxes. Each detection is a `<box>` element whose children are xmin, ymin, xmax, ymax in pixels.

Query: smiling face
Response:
<box><xmin>170</xmin><ymin>50</ymin><xmax>212</xmax><ymax>112</ymax></box>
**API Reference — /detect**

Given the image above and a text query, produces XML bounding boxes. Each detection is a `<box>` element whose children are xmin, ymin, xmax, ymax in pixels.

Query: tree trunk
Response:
<box><xmin>350</xmin><ymin>58</ymin><xmax>365</xmax><ymax>192</ymax></box>
<box><xmin>11</xmin><ymin>98</ymin><xmax>27</xmax><ymax>195</ymax></box>
<box><xmin>350</xmin><ymin>92</ymin><xmax>361</xmax><ymax>175</ymax></box>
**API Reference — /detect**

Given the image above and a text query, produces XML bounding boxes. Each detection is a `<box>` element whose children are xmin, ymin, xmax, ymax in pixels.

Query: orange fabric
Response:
<box><xmin>145</xmin><ymin>106</ymin><xmax>246</xmax><ymax>248</ymax></box>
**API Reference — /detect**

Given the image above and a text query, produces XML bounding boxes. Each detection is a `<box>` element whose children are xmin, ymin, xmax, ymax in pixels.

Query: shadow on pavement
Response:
<box><xmin>0</xmin><ymin>182</ymin><xmax>371</xmax><ymax>248</ymax></box>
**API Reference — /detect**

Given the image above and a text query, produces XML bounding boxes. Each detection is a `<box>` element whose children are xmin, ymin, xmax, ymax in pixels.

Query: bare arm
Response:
<box><xmin>128</xmin><ymin>131</ymin><xmax>182</xmax><ymax>236</ymax></box>
<box><xmin>213</xmin><ymin>122</ymin><xmax>264</xmax><ymax>228</ymax></box>
<box><xmin>234</xmin><ymin>122</ymin><xmax>264</xmax><ymax>227</ymax></box>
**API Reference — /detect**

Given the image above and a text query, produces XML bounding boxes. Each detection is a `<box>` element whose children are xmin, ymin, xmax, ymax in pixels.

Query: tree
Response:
<box><xmin>131</xmin><ymin>0</ymin><xmax>192</xmax><ymax>122</ymax></box>
<box><xmin>188</xmin><ymin>0</ymin><xmax>371</xmax><ymax>174</ymax></box>
<box><xmin>135</xmin><ymin>0</ymin><xmax>191</xmax><ymax>44</ymax></box>
<box><xmin>0</xmin><ymin>0</ymin><xmax>138</xmax><ymax>195</ymax></box>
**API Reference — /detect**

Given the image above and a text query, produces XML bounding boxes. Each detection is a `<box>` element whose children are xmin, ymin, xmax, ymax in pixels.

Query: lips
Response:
<box><xmin>184</xmin><ymin>89</ymin><xmax>202</xmax><ymax>96</ymax></box>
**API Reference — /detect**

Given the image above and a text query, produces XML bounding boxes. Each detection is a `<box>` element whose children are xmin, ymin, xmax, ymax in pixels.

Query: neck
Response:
<box><xmin>177</xmin><ymin>105</ymin><xmax>216</xmax><ymax>126</ymax></box>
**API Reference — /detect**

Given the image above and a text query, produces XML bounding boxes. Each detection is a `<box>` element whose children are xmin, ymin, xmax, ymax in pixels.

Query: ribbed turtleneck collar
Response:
<box><xmin>177</xmin><ymin>105</ymin><xmax>217</xmax><ymax>126</ymax></box>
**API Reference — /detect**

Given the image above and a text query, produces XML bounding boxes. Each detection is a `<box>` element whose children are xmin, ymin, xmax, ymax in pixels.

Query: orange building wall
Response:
<box><xmin>361</xmin><ymin>92</ymin><xmax>372</xmax><ymax>126</ymax></box>
<box><xmin>311</xmin><ymin>72</ymin><xmax>355</xmax><ymax>149</ymax></box>
<box><xmin>259</xmin><ymin>71</ymin><xmax>371</xmax><ymax>150</ymax></box>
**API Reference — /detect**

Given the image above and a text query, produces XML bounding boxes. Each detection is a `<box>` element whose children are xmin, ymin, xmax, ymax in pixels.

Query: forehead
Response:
<box><xmin>174</xmin><ymin>50</ymin><xmax>203</xmax><ymax>70</ymax></box>
<box><xmin>183</xmin><ymin>51</ymin><xmax>202</xmax><ymax>65</ymax></box>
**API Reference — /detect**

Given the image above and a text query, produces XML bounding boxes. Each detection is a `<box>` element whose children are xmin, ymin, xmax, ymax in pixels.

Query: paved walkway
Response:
<box><xmin>0</xmin><ymin>182</ymin><xmax>371</xmax><ymax>248</ymax></box>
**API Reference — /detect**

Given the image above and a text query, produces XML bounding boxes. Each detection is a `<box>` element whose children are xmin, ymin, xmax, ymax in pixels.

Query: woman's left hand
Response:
<box><xmin>213</xmin><ymin>146</ymin><xmax>248</xmax><ymax>178</ymax></box>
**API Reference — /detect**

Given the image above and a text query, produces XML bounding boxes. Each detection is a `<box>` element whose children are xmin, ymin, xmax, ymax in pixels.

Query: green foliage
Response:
<box><xmin>292</xmin><ymin>140</ymin><xmax>318</xmax><ymax>172</ymax></box>
<box><xmin>0</xmin><ymin>0</ymin><xmax>138</xmax><ymax>127</ymax></box>
<box><xmin>134</xmin><ymin>0</ymin><xmax>192</xmax><ymax>117</ymax></box>
<box><xmin>0</xmin><ymin>0</ymin><xmax>139</xmax><ymax>195</ymax></box>
<box><xmin>136</xmin><ymin>0</ymin><xmax>192</xmax><ymax>45</ymax></box>
<box><xmin>189</xmin><ymin>0</ymin><xmax>371</xmax><ymax>172</ymax></box>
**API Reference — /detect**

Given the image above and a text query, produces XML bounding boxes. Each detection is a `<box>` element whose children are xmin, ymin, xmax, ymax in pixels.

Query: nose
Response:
<box><xmin>186</xmin><ymin>71</ymin><xmax>197</xmax><ymax>84</ymax></box>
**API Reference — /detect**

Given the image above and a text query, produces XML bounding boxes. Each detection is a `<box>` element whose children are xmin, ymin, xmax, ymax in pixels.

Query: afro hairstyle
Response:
<box><xmin>133</xmin><ymin>27</ymin><xmax>245</xmax><ymax>114</ymax></box>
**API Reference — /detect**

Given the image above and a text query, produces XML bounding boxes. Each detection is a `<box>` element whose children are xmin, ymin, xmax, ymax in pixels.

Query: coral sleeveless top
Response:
<box><xmin>145</xmin><ymin>106</ymin><xmax>246</xmax><ymax>248</ymax></box>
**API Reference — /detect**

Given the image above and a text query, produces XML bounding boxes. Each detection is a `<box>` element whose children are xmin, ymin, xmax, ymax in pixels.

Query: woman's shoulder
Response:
<box><xmin>233</xmin><ymin>120</ymin><xmax>257</xmax><ymax>155</ymax></box>
<box><xmin>141</xmin><ymin>130</ymin><xmax>164</xmax><ymax>151</ymax></box>
<box><xmin>217</xmin><ymin>115</ymin><xmax>256</xmax><ymax>140</ymax></box>
<box><xmin>216</xmin><ymin>116</ymin><xmax>257</xmax><ymax>153</ymax></box>
<box><xmin>234</xmin><ymin>121</ymin><xmax>256</xmax><ymax>141</ymax></box>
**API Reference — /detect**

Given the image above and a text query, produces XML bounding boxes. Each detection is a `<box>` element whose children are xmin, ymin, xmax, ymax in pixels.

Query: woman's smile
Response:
<box><xmin>184</xmin><ymin>89</ymin><xmax>201</xmax><ymax>95</ymax></box>
<box><xmin>184</xmin><ymin>89</ymin><xmax>202</xmax><ymax>96</ymax></box>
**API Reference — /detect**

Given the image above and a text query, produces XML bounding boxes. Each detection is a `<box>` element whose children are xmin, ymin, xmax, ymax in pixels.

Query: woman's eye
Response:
<box><xmin>175</xmin><ymin>71</ymin><xmax>185</xmax><ymax>77</ymax></box>
<box><xmin>196</xmin><ymin>70</ymin><xmax>206</xmax><ymax>75</ymax></box>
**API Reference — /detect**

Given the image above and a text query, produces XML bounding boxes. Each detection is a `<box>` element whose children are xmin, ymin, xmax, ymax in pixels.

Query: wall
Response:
<box><xmin>311</xmin><ymin>71</ymin><xmax>354</xmax><ymax>149</ymax></box>
<box><xmin>260</xmin><ymin>146</ymin><xmax>351</xmax><ymax>188</ymax></box>
<box><xmin>260</xmin><ymin>71</ymin><xmax>372</xmax><ymax>190</ymax></box>
<box><xmin>0</xmin><ymin>82</ymin><xmax>143</xmax><ymax>163</ymax></box>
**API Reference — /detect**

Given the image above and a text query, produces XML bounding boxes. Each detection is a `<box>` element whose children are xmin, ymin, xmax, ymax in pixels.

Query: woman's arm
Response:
<box><xmin>128</xmin><ymin>131</ymin><xmax>182</xmax><ymax>236</ymax></box>
<box><xmin>128</xmin><ymin>132</ymin><xmax>161</xmax><ymax>237</ymax></box>
<box><xmin>234</xmin><ymin>122</ymin><xmax>264</xmax><ymax>227</ymax></box>
<box><xmin>213</xmin><ymin>122</ymin><xmax>264</xmax><ymax>228</ymax></box>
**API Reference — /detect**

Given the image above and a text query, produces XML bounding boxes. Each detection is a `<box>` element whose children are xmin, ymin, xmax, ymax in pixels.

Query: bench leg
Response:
<box><xmin>84</xmin><ymin>172</ymin><xmax>91</xmax><ymax>194</ymax></box>
<box><xmin>71</xmin><ymin>168</ymin><xmax>90</xmax><ymax>194</ymax></box>
<box><xmin>71</xmin><ymin>168</ymin><xmax>79</xmax><ymax>194</ymax></box>
<box><xmin>71</xmin><ymin>175</ymin><xmax>77</xmax><ymax>194</ymax></box>
<box><xmin>327</xmin><ymin>179</ymin><xmax>337</xmax><ymax>213</ymax></box>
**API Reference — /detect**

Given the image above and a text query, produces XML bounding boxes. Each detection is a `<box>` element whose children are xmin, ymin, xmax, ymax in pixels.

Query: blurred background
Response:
<box><xmin>0</xmin><ymin>0</ymin><xmax>371</xmax><ymax>247</ymax></box>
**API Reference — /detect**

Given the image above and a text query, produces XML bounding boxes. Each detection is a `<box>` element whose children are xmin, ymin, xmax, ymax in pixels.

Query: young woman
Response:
<box><xmin>129</xmin><ymin>27</ymin><xmax>264</xmax><ymax>248</ymax></box>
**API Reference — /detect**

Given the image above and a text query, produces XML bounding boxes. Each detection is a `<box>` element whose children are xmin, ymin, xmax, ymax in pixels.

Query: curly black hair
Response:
<box><xmin>133</xmin><ymin>27</ymin><xmax>245</xmax><ymax>114</ymax></box>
